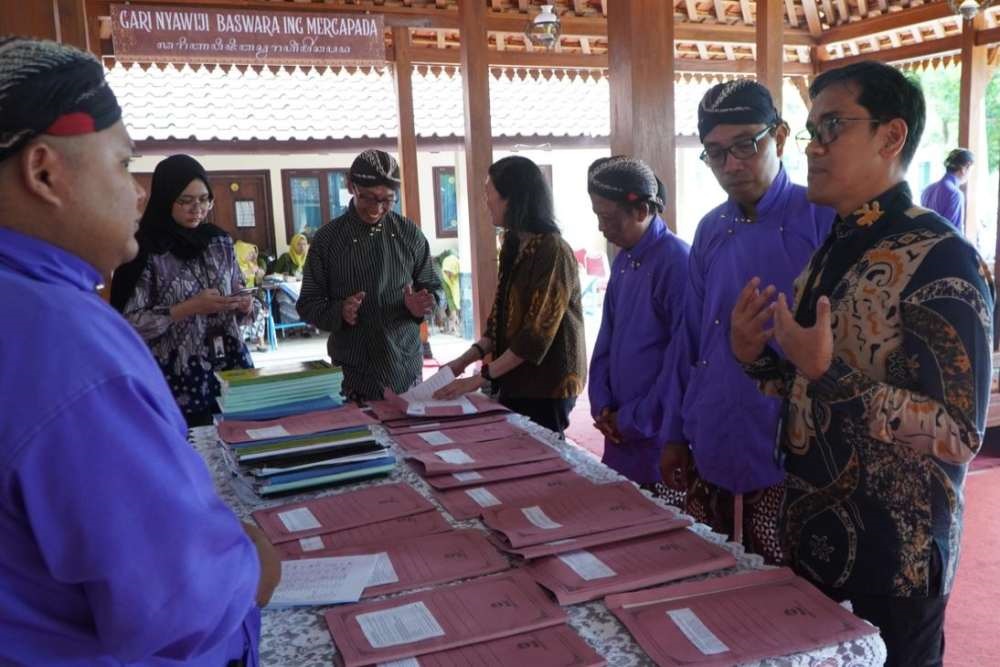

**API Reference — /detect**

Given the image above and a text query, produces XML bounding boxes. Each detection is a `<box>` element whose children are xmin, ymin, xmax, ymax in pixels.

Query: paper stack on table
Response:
<box><xmin>429</xmin><ymin>470</ymin><xmax>592</xmax><ymax>520</ymax></box>
<box><xmin>216</xmin><ymin>360</ymin><xmax>343</xmax><ymax>419</ymax></box>
<box><xmin>267</xmin><ymin>555</ymin><xmax>378</xmax><ymax>609</ymax></box>
<box><xmin>605</xmin><ymin>567</ymin><xmax>880</xmax><ymax>666</ymax></box>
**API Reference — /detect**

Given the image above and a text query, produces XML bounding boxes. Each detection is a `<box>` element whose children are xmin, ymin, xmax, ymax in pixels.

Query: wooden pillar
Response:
<box><xmin>0</xmin><ymin>0</ymin><xmax>90</xmax><ymax>50</ymax></box>
<box><xmin>392</xmin><ymin>27</ymin><xmax>421</xmax><ymax>227</ymax></box>
<box><xmin>756</xmin><ymin>0</ymin><xmax>785</xmax><ymax>113</ymax></box>
<box><xmin>459</xmin><ymin>0</ymin><xmax>497</xmax><ymax>337</ymax></box>
<box><xmin>607</xmin><ymin>0</ymin><xmax>676</xmax><ymax>231</ymax></box>
<box><xmin>959</xmin><ymin>14</ymin><xmax>988</xmax><ymax>238</ymax></box>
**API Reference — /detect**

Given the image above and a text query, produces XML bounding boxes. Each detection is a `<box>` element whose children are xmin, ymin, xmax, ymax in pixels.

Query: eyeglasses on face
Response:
<box><xmin>355</xmin><ymin>190</ymin><xmax>397</xmax><ymax>208</ymax></box>
<box><xmin>700</xmin><ymin>125</ymin><xmax>775</xmax><ymax>167</ymax></box>
<box><xmin>174</xmin><ymin>194</ymin><xmax>214</xmax><ymax>210</ymax></box>
<box><xmin>795</xmin><ymin>116</ymin><xmax>881</xmax><ymax>151</ymax></box>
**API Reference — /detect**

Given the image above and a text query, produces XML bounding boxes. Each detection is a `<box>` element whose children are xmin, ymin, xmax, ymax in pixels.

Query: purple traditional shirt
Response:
<box><xmin>921</xmin><ymin>172</ymin><xmax>965</xmax><ymax>229</ymax></box>
<box><xmin>0</xmin><ymin>228</ymin><xmax>261</xmax><ymax>666</ymax></box>
<box><xmin>660</xmin><ymin>167</ymin><xmax>835</xmax><ymax>493</ymax></box>
<box><xmin>589</xmin><ymin>216</ymin><xmax>690</xmax><ymax>484</ymax></box>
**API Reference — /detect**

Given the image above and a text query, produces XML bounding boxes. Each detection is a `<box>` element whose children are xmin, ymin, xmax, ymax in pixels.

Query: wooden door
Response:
<box><xmin>133</xmin><ymin>169</ymin><xmax>276</xmax><ymax>260</ymax></box>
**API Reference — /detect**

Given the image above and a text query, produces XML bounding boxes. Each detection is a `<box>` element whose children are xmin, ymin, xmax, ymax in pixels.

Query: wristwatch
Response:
<box><xmin>480</xmin><ymin>363</ymin><xmax>494</xmax><ymax>382</ymax></box>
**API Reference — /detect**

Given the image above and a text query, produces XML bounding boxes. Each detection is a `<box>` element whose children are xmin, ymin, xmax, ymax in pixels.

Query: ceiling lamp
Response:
<box><xmin>525</xmin><ymin>4</ymin><xmax>561</xmax><ymax>49</ymax></box>
<box><xmin>949</xmin><ymin>0</ymin><xmax>994</xmax><ymax>20</ymax></box>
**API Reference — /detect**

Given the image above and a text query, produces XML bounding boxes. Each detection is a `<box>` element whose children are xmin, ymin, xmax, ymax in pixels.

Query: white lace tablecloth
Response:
<box><xmin>190</xmin><ymin>416</ymin><xmax>886</xmax><ymax>667</ymax></box>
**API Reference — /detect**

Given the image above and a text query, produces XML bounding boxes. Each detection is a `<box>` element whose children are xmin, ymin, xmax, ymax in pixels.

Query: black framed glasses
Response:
<box><xmin>174</xmin><ymin>194</ymin><xmax>214</xmax><ymax>210</ymax></box>
<box><xmin>795</xmin><ymin>117</ymin><xmax>881</xmax><ymax>151</ymax></box>
<box><xmin>699</xmin><ymin>125</ymin><xmax>774</xmax><ymax>167</ymax></box>
<box><xmin>355</xmin><ymin>190</ymin><xmax>397</xmax><ymax>208</ymax></box>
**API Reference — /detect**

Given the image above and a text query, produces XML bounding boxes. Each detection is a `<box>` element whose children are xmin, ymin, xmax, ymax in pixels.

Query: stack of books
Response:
<box><xmin>215</xmin><ymin>360</ymin><xmax>343</xmax><ymax>420</ymax></box>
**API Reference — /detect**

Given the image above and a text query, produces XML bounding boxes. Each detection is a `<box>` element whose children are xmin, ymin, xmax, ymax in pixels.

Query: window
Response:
<box><xmin>282</xmin><ymin>168</ymin><xmax>401</xmax><ymax>240</ymax></box>
<box><xmin>433</xmin><ymin>166</ymin><xmax>459</xmax><ymax>239</ymax></box>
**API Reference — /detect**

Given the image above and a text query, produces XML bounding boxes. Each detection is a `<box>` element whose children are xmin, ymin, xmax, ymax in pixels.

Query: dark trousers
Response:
<box><xmin>499</xmin><ymin>395</ymin><xmax>576</xmax><ymax>437</ymax></box>
<box><xmin>810</xmin><ymin>549</ymin><xmax>948</xmax><ymax>667</ymax></box>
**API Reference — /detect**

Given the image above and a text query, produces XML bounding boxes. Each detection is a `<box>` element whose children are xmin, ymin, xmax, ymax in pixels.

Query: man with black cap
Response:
<box><xmin>298</xmin><ymin>149</ymin><xmax>441</xmax><ymax>401</ymax></box>
<box><xmin>657</xmin><ymin>80</ymin><xmax>835</xmax><ymax>563</ymax></box>
<box><xmin>921</xmin><ymin>148</ymin><xmax>974</xmax><ymax>230</ymax></box>
<box><xmin>587</xmin><ymin>156</ymin><xmax>690</xmax><ymax>491</ymax></box>
<box><xmin>0</xmin><ymin>37</ymin><xmax>277</xmax><ymax>665</ymax></box>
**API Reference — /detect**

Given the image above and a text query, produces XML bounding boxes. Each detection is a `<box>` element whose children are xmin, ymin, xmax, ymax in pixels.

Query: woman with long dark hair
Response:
<box><xmin>110</xmin><ymin>154</ymin><xmax>257</xmax><ymax>426</ymax></box>
<box><xmin>435</xmin><ymin>155</ymin><xmax>586</xmax><ymax>434</ymax></box>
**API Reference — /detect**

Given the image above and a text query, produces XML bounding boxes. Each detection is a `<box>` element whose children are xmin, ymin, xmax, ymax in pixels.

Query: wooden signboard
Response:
<box><xmin>110</xmin><ymin>3</ymin><xmax>385</xmax><ymax>66</ymax></box>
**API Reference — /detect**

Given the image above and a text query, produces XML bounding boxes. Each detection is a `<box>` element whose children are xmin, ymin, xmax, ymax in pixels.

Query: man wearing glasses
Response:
<box><xmin>298</xmin><ymin>149</ymin><xmax>441</xmax><ymax>401</ymax></box>
<box><xmin>732</xmin><ymin>61</ymin><xmax>994</xmax><ymax>665</ymax></box>
<box><xmin>658</xmin><ymin>80</ymin><xmax>834</xmax><ymax>564</ymax></box>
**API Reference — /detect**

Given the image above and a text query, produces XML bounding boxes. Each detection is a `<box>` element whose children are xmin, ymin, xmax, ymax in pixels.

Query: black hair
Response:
<box><xmin>945</xmin><ymin>148</ymin><xmax>975</xmax><ymax>173</ymax></box>
<box><xmin>488</xmin><ymin>155</ymin><xmax>560</xmax><ymax>236</ymax></box>
<box><xmin>809</xmin><ymin>60</ymin><xmax>925</xmax><ymax>169</ymax></box>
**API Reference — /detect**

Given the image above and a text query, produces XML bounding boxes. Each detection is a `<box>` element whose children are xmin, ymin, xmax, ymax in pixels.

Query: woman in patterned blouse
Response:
<box><xmin>111</xmin><ymin>155</ymin><xmax>257</xmax><ymax>426</ymax></box>
<box><xmin>436</xmin><ymin>156</ymin><xmax>587</xmax><ymax>435</ymax></box>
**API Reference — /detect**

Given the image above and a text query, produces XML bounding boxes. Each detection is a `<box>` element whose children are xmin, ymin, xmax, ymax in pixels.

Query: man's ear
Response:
<box><xmin>19</xmin><ymin>140</ymin><xmax>70</xmax><ymax>208</ymax></box>
<box><xmin>879</xmin><ymin>118</ymin><xmax>908</xmax><ymax>163</ymax></box>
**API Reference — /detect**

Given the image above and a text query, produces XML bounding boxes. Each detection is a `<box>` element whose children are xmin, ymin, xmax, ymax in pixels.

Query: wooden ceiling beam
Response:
<box><xmin>819</xmin><ymin>34</ymin><xmax>962</xmax><ymax>70</ymax></box>
<box><xmin>976</xmin><ymin>25</ymin><xmax>1000</xmax><ymax>45</ymax></box>
<box><xmin>819</xmin><ymin>2</ymin><xmax>953</xmax><ymax>45</ymax></box>
<box><xmin>801</xmin><ymin>0</ymin><xmax>824</xmax><ymax>37</ymax></box>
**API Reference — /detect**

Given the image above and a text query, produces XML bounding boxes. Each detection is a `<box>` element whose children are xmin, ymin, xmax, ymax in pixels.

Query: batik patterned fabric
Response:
<box><xmin>122</xmin><ymin>236</ymin><xmax>254</xmax><ymax>419</ymax></box>
<box><xmin>486</xmin><ymin>232</ymin><xmax>587</xmax><ymax>399</ymax></box>
<box><xmin>745</xmin><ymin>182</ymin><xmax>995</xmax><ymax>597</ymax></box>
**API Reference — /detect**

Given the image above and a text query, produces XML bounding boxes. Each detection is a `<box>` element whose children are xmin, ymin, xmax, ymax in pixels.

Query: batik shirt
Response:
<box><xmin>297</xmin><ymin>204</ymin><xmax>441</xmax><ymax>400</ymax></box>
<box><xmin>744</xmin><ymin>182</ymin><xmax>995</xmax><ymax>597</ymax></box>
<box><xmin>0</xmin><ymin>228</ymin><xmax>260</xmax><ymax>665</ymax></box>
<box><xmin>123</xmin><ymin>236</ymin><xmax>255</xmax><ymax>420</ymax></box>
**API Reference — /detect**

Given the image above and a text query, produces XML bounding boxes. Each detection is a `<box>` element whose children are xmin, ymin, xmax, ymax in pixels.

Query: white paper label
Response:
<box><xmin>667</xmin><ymin>608</ymin><xmax>729</xmax><ymax>655</ymax></box>
<box><xmin>465</xmin><ymin>487</ymin><xmax>502</xmax><ymax>508</ymax></box>
<box><xmin>377</xmin><ymin>659</ymin><xmax>421</xmax><ymax>667</ymax></box>
<box><xmin>558</xmin><ymin>550</ymin><xmax>617</xmax><ymax>580</ymax></box>
<box><xmin>246</xmin><ymin>425</ymin><xmax>290</xmax><ymax>440</ymax></box>
<box><xmin>356</xmin><ymin>601</ymin><xmax>446</xmax><ymax>648</ymax></box>
<box><xmin>277</xmin><ymin>507</ymin><xmax>321</xmax><ymax>532</ymax></box>
<box><xmin>298</xmin><ymin>536</ymin><xmax>325</xmax><ymax>552</ymax></box>
<box><xmin>418</xmin><ymin>430</ymin><xmax>454</xmax><ymax>446</ymax></box>
<box><xmin>267</xmin><ymin>555</ymin><xmax>377</xmax><ymax>608</ymax></box>
<box><xmin>521</xmin><ymin>506</ymin><xmax>563</xmax><ymax>530</ymax></box>
<box><xmin>367</xmin><ymin>552</ymin><xmax>400</xmax><ymax>587</ymax></box>
<box><xmin>436</xmin><ymin>448</ymin><xmax>474</xmax><ymax>464</ymax></box>
<box><xmin>452</xmin><ymin>471</ymin><xmax>483</xmax><ymax>482</ymax></box>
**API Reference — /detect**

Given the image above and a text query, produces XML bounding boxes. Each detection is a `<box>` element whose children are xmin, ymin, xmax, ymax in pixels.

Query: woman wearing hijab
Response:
<box><xmin>435</xmin><ymin>156</ymin><xmax>587</xmax><ymax>435</ymax></box>
<box><xmin>111</xmin><ymin>154</ymin><xmax>257</xmax><ymax>427</ymax></box>
<box><xmin>235</xmin><ymin>240</ymin><xmax>269</xmax><ymax>352</ymax></box>
<box><xmin>269</xmin><ymin>232</ymin><xmax>309</xmax><ymax>277</ymax></box>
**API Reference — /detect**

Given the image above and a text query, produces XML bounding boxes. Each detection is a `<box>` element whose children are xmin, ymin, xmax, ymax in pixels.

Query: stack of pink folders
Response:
<box><xmin>525</xmin><ymin>529</ymin><xmax>737</xmax><ymax>604</ymax></box>
<box><xmin>324</xmin><ymin>570</ymin><xmax>574</xmax><ymax>667</ymax></box>
<box><xmin>430</xmin><ymin>470</ymin><xmax>593</xmax><ymax>520</ymax></box>
<box><xmin>391</xmin><ymin>418</ymin><xmax>525</xmax><ymax>453</ymax></box>
<box><xmin>421</xmin><ymin>457</ymin><xmax>572</xmax><ymax>491</ymax></box>
<box><xmin>252</xmin><ymin>482</ymin><xmax>436</xmax><ymax>544</ymax></box>
<box><xmin>285</xmin><ymin>529</ymin><xmax>509</xmax><ymax>598</ymax></box>
<box><xmin>217</xmin><ymin>405</ymin><xmax>377</xmax><ymax>444</ymax></box>
<box><xmin>405</xmin><ymin>434</ymin><xmax>561</xmax><ymax>476</ymax></box>
<box><xmin>275</xmin><ymin>511</ymin><xmax>451</xmax><ymax>558</ymax></box>
<box><xmin>382</xmin><ymin>412</ymin><xmax>511</xmax><ymax>437</ymax></box>
<box><xmin>369</xmin><ymin>393</ymin><xmax>509</xmax><ymax>426</ymax></box>
<box><xmin>481</xmin><ymin>481</ymin><xmax>680</xmax><ymax>552</ymax></box>
<box><xmin>606</xmin><ymin>568</ymin><xmax>879</xmax><ymax>666</ymax></box>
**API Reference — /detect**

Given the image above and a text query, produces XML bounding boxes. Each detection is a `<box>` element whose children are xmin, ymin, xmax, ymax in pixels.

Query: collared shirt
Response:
<box><xmin>745</xmin><ymin>182</ymin><xmax>995</xmax><ymax>597</ymax></box>
<box><xmin>0</xmin><ymin>228</ymin><xmax>260</xmax><ymax>665</ymax></box>
<box><xmin>660</xmin><ymin>167</ymin><xmax>835</xmax><ymax>493</ymax></box>
<box><xmin>921</xmin><ymin>172</ymin><xmax>965</xmax><ymax>229</ymax></box>
<box><xmin>297</xmin><ymin>204</ymin><xmax>442</xmax><ymax>401</ymax></box>
<box><xmin>589</xmin><ymin>216</ymin><xmax>690</xmax><ymax>483</ymax></box>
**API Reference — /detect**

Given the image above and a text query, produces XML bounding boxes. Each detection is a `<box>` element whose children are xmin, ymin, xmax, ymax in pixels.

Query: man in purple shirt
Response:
<box><xmin>0</xmin><ymin>38</ymin><xmax>278</xmax><ymax>665</ymax></box>
<box><xmin>658</xmin><ymin>81</ymin><xmax>834</xmax><ymax>563</ymax></box>
<box><xmin>921</xmin><ymin>148</ymin><xmax>974</xmax><ymax>231</ymax></box>
<box><xmin>588</xmin><ymin>157</ymin><xmax>690</xmax><ymax>488</ymax></box>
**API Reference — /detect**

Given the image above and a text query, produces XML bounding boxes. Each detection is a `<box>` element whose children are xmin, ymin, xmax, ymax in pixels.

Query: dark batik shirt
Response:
<box><xmin>745</xmin><ymin>182</ymin><xmax>995</xmax><ymax>597</ymax></box>
<box><xmin>297</xmin><ymin>204</ymin><xmax>441</xmax><ymax>400</ymax></box>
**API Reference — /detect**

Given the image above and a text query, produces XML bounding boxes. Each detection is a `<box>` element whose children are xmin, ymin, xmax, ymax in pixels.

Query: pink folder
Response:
<box><xmin>430</xmin><ymin>471</ymin><xmax>593</xmax><ymax>520</ymax></box>
<box><xmin>392</xmin><ymin>419</ymin><xmax>525</xmax><ymax>453</ymax></box>
<box><xmin>276</xmin><ymin>511</ymin><xmax>452</xmax><ymax>558</ymax></box>
<box><xmin>324</xmin><ymin>570</ymin><xmax>567</xmax><ymax>667</ymax></box>
<box><xmin>370</xmin><ymin>393</ymin><xmax>509</xmax><ymax>424</ymax></box>
<box><xmin>605</xmin><ymin>568</ymin><xmax>879</xmax><ymax>666</ymax></box>
<box><xmin>332</xmin><ymin>624</ymin><xmax>605</xmax><ymax>667</ymax></box>
<box><xmin>490</xmin><ymin>515</ymin><xmax>693</xmax><ymax>560</ymax></box>
<box><xmin>482</xmin><ymin>481</ymin><xmax>674</xmax><ymax>548</ymax></box>
<box><xmin>526</xmin><ymin>529</ymin><xmax>737</xmax><ymax>605</ymax></box>
<box><xmin>217</xmin><ymin>405</ymin><xmax>377</xmax><ymax>444</ymax></box>
<box><xmin>406</xmin><ymin>434</ymin><xmax>560</xmax><ymax>476</ymax></box>
<box><xmin>384</xmin><ymin>412</ymin><xmax>511</xmax><ymax>436</ymax></box>
<box><xmin>297</xmin><ymin>529</ymin><xmax>509</xmax><ymax>598</ymax></box>
<box><xmin>252</xmin><ymin>482</ymin><xmax>437</xmax><ymax>544</ymax></box>
<box><xmin>420</xmin><ymin>457</ymin><xmax>573</xmax><ymax>490</ymax></box>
